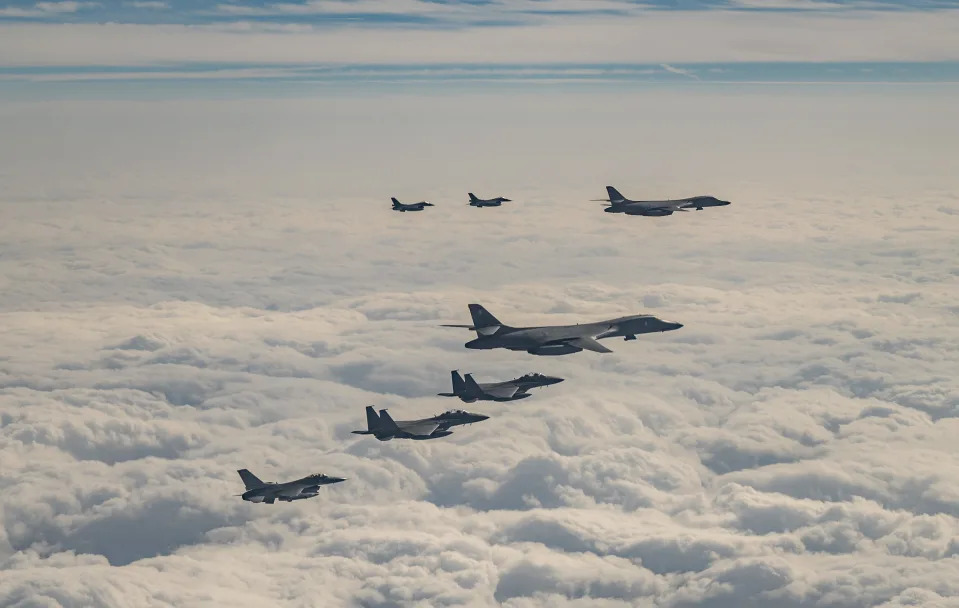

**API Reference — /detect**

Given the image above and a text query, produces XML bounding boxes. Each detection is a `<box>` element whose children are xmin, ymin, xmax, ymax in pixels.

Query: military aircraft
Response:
<box><xmin>236</xmin><ymin>469</ymin><xmax>346</xmax><ymax>504</ymax></box>
<box><xmin>352</xmin><ymin>406</ymin><xmax>488</xmax><ymax>441</ymax></box>
<box><xmin>594</xmin><ymin>186</ymin><xmax>730</xmax><ymax>216</ymax></box>
<box><xmin>468</xmin><ymin>193</ymin><xmax>511</xmax><ymax>208</ymax></box>
<box><xmin>438</xmin><ymin>370</ymin><xmax>563</xmax><ymax>402</ymax></box>
<box><xmin>443</xmin><ymin>303</ymin><xmax>683</xmax><ymax>355</ymax></box>
<box><xmin>391</xmin><ymin>197</ymin><xmax>434</xmax><ymax>212</ymax></box>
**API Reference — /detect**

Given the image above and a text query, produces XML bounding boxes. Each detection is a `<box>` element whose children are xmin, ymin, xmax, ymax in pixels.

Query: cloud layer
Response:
<box><xmin>1</xmin><ymin>89</ymin><xmax>958</xmax><ymax>606</ymax></box>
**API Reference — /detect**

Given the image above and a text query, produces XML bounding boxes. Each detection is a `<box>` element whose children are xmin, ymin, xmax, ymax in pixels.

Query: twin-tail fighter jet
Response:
<box><xmin>236</xmin><ymin>469</ymin><xmax>346</xmax><ymax>504</ymax></box>
<box><xmin>595</xmin><ymin>186</ymin><xmax>730</xmax><ymax>217</ymax></box>
<box><xmin>352</xmin><ymin>406</ymin><xmax>488</xmax><ymax>441</ymax></box>
<box><xmin>443</xmin><ymin>304</ymin><xmax>683</xmax><ymax>355</ymax></box>
<box><xmin>438</xmin><ymin>370</ymin><xmax>563</xmax><ymax>402</ymax></box>
<box><xmin>468</xmin><ymin>193</ymin><xmax>512</xmax><ymax>208</ymax></box>
<box><xmin>391</xmin><ymin>197</ymin><xmax>434</xmax><ymax>212</ymax></box>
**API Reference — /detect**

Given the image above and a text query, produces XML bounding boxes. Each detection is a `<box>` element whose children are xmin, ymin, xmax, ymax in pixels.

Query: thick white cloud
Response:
<box><xmin>1</xmin><ymin>88</ymin><xmax>958</xmax><ymax>606</ymax></box>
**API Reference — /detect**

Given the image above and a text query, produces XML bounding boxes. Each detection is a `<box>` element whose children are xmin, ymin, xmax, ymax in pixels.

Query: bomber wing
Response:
<box><xmin>568</xmin><ymin>336</ymin><xmax>613</xmax><ymax>353</ymax></box>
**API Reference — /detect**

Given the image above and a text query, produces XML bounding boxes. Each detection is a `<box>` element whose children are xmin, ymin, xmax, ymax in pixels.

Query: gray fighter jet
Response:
<box><xmin>352</xmin><ymin>406</ymin><xmax>488</xmax><ymax>441</ymax></box>
<box><xmin>468</xmin><ymin>193</ymin><xmax>511</xmax><ymax>208</ymax></box>
<box><xmin>438</xmin><ymin>370</ymin><xmax>563</xmax><ymax>402</ymax></box>
<box><xmin>595</xmin><ymin>186</ymin><xmax>730</xmax><ymax>217</ymax></box>
<box><xmin>443</xmin><ymin>303</ymin><xmax>683</xmax><ymax>355</ymax></box>
<box><xmin>236</xmin><ymin>469</ymin><xmax>346</xmax><ymax>504</ymax></box>
<box><xmin>391</xmin><ymin>197</ymin><xmax>434</xmax><ymax>212</ymax></box>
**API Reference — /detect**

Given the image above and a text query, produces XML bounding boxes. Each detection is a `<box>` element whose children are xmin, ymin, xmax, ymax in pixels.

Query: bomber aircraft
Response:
<box><xmin>468</xmin><ymin>193</ymin><xmax>511</xmax><ymax>207</ymax></box>
<box><xmin>438</xmin><ymin>370</ymin><xmax>563</xmax><ymax>402</ymax></box>
<box><xmin>391</xmin><ymin>197</ymin><xmax>434</xmax><ymax>212</ymax></box>
<box><xmin>443</xmin><ymin>303</ymin><xmax>683</xmax><ymax>355</ymax></box>
<box><xmin>595</xmin><ymin>186</ymin><xmax>730</xmax><ymax>217</ymax></box>
<box><xmin>352</xmin><ymin>406</ymin><xmax>488</xmax><ymax>441</ymax></box>
<box><xmin>236</xmin><ymin>469</ymin><xmax>346</xmax><ymax>504</ymax></box>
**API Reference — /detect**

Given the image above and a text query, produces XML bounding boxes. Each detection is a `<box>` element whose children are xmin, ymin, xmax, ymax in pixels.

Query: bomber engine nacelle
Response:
<box><xmin>527</xmin><ymin>344</ymin><xmax>583</xmax><ymax>356</ymax></box>
<box><xmin>632</xmin><ymin>208</ymin><xmax>673</xmax><ymax>216</ymax></box>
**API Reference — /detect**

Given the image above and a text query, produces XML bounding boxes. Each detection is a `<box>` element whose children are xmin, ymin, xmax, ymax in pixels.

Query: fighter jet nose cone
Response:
<box><xmin>551</xmin><ymin>377</ymin><xmax>565</xmax><ymax>384</ymax></box>
<box><xmin>330</xmin><ymin>477</ymin><xmax>347</xmax><ymax>484</ymax></box>
<box><xmin>672</xmin><ymin>323</ymin><xmax>684</xmax><ymax>330</ymax></box>
<box><xmin>476</xmin><ymin>415</ymin><xmax>490</xmax><ymax>421</ymax></box>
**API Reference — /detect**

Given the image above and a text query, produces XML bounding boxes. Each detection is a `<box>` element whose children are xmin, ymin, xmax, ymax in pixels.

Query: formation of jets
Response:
<box><xmin>239</xmin><ymin>183</ymin><xmax>724</xmax><ymax>503</ymax></box>
<box><xmin>392</xmin><ymin>186</ymin><xmax>732</xmax><ymax>218</ymax></box>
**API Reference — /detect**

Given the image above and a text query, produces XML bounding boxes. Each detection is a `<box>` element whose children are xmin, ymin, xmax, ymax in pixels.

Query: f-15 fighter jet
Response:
<box><xmin>236</xmin><ymin>469</ymin><xmax>346</xmax><ymax>504</ymax></box>
<box><xmin>391</xmin><ymin>197</ymin><xmax>434</xmax><ymax>212</ymax></box>
<box><xmin>438</xmin><ymin>370</ymin><xmax>563</xmax><ymax>402</ymax></box>
<box><xmin>443</xmin><ymin>303</ymin><xmax>683</xmax><ymax>355</ymax></box>
<box><xmin>595</xmin><ymin>186</ymin><xmax>730</xmax><ymax>217</ymax></box>
<box><xmin>352</xmin><ymin>406</ymin><xmax>488</xmax><ymax>441</ymax></box>
<box><xmin>468</xmin><ymin>193</ymin><xmax>512</xmax><ymax>207</ymax></box>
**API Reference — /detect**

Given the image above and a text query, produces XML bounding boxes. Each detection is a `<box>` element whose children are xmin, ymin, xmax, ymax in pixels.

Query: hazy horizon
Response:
<box><xmin>2</xmin><ymin>1</ymin><xmax>959</xmax><ymax>607</ymax></box>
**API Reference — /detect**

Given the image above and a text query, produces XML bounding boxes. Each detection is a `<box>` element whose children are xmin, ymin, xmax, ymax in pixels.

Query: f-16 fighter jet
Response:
<box><xmin>352</xmin><ymin>406</ymin><xmax>488</xmax><ymax>441</ymax></box>
<box><xmin>391</xmin><ymin>197</ymin><xmax>434</xmax><ymax>212</ymax></box>
<box><xmin>236</xmin><ymin>469</ymin><xmax>346</xmax><ymax>504</ymax></box>
<box><xmin>468</xmin><ymin>193</ymin><xmax>512</xmax><ymax>207</ymax></box>
<box><xmin>595</xmin><ymin>186</ymin><xmax>730</xmax><ymax>217</ymax></box>
<box><xmin>443</xmin><ymin>303</ymin><xmax>683</xmax><ymax>356</ymax></box>
<box><xmin>438</xmin><ymin>370</ymin><xmax>563</xmax><ymax>402</ymax></box>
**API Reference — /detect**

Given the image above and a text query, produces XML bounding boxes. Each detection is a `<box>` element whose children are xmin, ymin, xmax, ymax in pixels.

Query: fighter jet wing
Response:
<box><xmin>482</xmin><ymin>385</ymin><xmax>521</xmax><ymax>399</ymax></box>
<box><xmin>568</xmin><ymin>337</ymin><xmax>613</xmax><ymax>353</ymax></box>
<box><xmin>399</xmin><ymin>421</ymin><xmax>442</xmax><ymax>436</ymax></box>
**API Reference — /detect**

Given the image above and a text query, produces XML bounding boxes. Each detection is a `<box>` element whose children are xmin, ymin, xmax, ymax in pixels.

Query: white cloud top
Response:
<box><xmin>1</xmin><ymin>90</ymin><xmax>958</xmax><ymax>606</ymax></box>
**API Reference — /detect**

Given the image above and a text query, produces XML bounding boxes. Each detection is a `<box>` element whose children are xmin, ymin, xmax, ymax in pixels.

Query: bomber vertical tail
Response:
<box><xmin>237</xmin><ymin>469</ymin><xmax>265</xmax><ymax>490</ymax></box>
<box><xmin>468</xmin><ymin>303</ymin><xmax>506</xmax><ymax>336</ymax></box>
<box><xmin>606</xmin><ymin>186</ymin><xmax>627</xmax><ymax>203</ymax></box>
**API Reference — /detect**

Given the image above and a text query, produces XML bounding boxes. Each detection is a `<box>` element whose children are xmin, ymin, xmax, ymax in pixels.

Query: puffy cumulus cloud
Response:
<box><xmin>1</xmin><ymin>89</ymin><xmax>958</xmax><ymax>606</ymax></box>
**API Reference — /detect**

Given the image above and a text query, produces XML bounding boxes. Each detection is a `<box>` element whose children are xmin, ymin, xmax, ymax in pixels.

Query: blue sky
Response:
<box><xmin>2</xmin><ymin>0</ymin><xmax>959</xmax><ymax>95</ymax></box>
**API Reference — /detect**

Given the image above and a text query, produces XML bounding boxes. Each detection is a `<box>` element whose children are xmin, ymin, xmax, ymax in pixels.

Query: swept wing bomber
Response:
<box><xmin>236</xmin><ymin>469</ymin><xmax>346</xmax><ymax>504</ymax></box>
<box><xmin>443</xmin><ymin>303</ymin><xmax>683</xmax><ymax>355</ymax></box>
<box><xmin>596</xmin><ymin>186</ymin><xmax>730</xmax><ymax>217</ymax></box>
<box><xmin>352</xmin><ymin>406</ymin><xmax>488</xmax><ymax>441</ymax></box>
<box><xmin>439</xmin><ymin>370</ymin><xmax>563</xmax><ymax>402</ymax></box>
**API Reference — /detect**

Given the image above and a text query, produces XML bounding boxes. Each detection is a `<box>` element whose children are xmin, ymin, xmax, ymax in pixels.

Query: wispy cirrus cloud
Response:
<box><xmin>125</xmin><ymin>0</ymin><xmax>169</xmax><ymax>9</ymax></box>
<box><xmin>0</xmin><ymin>1</ymin><xmax>98</xmax><ymax>17</ymax></box>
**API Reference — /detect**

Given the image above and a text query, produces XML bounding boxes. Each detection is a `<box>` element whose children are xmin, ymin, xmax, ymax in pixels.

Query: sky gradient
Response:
<box><xmin>2</xmin><ymin>2</ymin><xmax>959</xmax><ymax>607</ymax></box>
